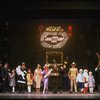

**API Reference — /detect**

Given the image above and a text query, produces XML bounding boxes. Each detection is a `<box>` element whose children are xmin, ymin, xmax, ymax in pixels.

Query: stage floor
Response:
<box><xmin>0</xmin><ymin>91</ymin><xmax>100</xmax><ymax>99</ymax></box>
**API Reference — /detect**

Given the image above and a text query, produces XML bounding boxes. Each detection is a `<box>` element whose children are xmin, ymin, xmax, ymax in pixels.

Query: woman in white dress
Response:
<box><xmin>34</xmin><ymin>64</ymin><xmax>42</xmax><ymax>93</ymax></box>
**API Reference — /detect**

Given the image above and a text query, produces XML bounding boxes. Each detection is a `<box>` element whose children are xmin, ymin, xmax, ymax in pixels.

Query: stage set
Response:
<box><xmin>1</xmin><ymin>0</ymin><xmax>100</xmax><ymax>99</ymax></box>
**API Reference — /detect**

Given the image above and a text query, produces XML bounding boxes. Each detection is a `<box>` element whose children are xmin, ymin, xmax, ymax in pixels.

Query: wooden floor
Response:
<box><xmin>0</xmin><ymin>91</ymin><xmax>100</xmax><ymax>99</ymax></box>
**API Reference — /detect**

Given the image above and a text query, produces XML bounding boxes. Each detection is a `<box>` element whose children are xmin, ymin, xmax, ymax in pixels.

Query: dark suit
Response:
<box><xmin>1</xmin><ymin>67</ymin><xmax>9</xmax><ymax>92</ymax></box>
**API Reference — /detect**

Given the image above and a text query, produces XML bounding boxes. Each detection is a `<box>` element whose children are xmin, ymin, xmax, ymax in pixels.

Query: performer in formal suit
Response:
<box><xmin>1</xmin><ymin>62</ymin><xmax>10</xmax><ymax>92</ymax></box>
<box><xmin>51</xmin><ymin>64</ymin><xmax>59</xmax><ymax>93</ymax></box>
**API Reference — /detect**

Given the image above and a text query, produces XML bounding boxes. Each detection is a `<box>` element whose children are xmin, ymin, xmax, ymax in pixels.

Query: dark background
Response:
<box><xmin>10</xmin><ymin>19</ymin><xmax>98</xmax><ymax>68</ymax></box>
<box><xmin>0</xmin><ymin>0</ymin><xmax>100</xmax><ymax>71</ymax></box>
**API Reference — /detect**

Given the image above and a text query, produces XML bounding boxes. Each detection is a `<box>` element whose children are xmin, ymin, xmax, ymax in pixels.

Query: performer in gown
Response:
<box><xmin>42</xmin><ymin>64</ymin><xmax>51</xmax><ymax>94</ymax></box>
<box><xmin>34</xmin><ymin>64</ymin><xmax>42</xmax><ymax>93</ymax></box>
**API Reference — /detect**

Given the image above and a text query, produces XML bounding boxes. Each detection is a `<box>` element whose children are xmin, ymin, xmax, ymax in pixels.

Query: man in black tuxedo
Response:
<box><xmin>1</xmin><ymin>62</ymin><xmax>10</xmax><ymax>92</ymax></box>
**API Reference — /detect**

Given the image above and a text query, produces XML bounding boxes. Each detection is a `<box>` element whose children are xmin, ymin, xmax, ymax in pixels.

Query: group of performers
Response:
<box><xmin>0</xmin><ymin>53</ymin><xmax>100</xmax><ymax>94</ymax></box>
<box><xmin>68</xmin><ymin>62</ymin><xmax>95</xmax><ymax>94</ymax></box>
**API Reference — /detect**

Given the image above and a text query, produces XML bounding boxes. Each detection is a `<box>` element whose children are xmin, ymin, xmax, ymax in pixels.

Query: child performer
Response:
<box><xmin>76</xmin><ymin>69</ymin><xmax>84</xmax><ymax>93</ymax></box>
<box><xmin>88</xmin><ymin>71</ymin><xmax>95</xmax><ymax>94</ymax></box>
<box><xmin>42</xmin><ymin>64</ymin><xmax>51</xmax><ymax>94</ymax></box>
<box><xmin>26</xmin><ymin>68</ymin><xmax>34</xmax><ymax>93</ymax></box>
<box><xmin>9</xmin><ymin>69</ymin><xmax>16</xmax><ymax>93</ymax></box>
<box><xmin>83</xmin><ymin>69</ymin><xmax>89</xmax><ymax>93</ymax></box>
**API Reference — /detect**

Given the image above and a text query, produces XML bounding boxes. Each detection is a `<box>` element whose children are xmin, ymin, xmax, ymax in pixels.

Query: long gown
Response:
<box><xmin>42</xmin><ymin>69</ymin><xmax>49</xmax><ymax>91</ymax></box>
<box><xmin>34</xmin><ymin>68</ymin><xmax>42</xmax><ymax>89</ymax></box>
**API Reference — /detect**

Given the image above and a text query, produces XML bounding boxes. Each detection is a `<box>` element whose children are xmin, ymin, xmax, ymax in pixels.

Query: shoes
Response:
<box><xmin>11</xmin><ymin>91</ymin><xmax>15</xmax><ymax>93</ymax></box>
<box><xmin>59</xmin><ymin>91</ymin><xmax>62</xmax><ymax>94</ymax></box>
<box><xmin>19</xmin><ymin>91</ymin><xmax>24</xmax><ymax>93</ymax></box>
<box><xmin>43</xmin><ymin>91</ymin><xmax>45</xmax><ymax>94</ymax></box>
<box><xmin>19</xmin><ymin>91</ymin><xmax>21</xmax><ymax>93</ymax></box>
<box><xmin>45</xmin><ymin>90</ymin><xmax>48</xmax><ymax>94</ymax></box>
<box><xmin>53</xmin><ymin>91</ymin><xmax>58</xmax><ymax>93</ymax></box>
<box><xmin>28</xmin><ymin>92</ymin><xmax>31</xmax><ymax>94</ymax></box>
<box><xmin>90</xmin><ymin>92</ymin><xmax>93</xmax><ymax>94</ymax></box>
<box><xmin>59</xmin><ymin>92</ymin><xmax>62</xmax><ymax>94</ymax></box>
<box><xmin>69</xmin><ymin>91</ymin><xmax>73</xmax><ymax>93</ymax></box>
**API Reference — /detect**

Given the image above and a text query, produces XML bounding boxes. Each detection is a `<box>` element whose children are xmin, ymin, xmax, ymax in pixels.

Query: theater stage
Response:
<box><xmin>0</xmin><ymin>92</ymin><xmax>100</xmax><ymax>99</ymax></box>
